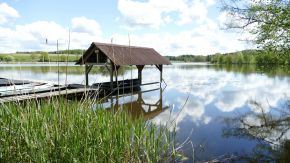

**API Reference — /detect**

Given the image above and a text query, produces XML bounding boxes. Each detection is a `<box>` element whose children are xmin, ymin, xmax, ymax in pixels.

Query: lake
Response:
<box><xmin>0</xmin><ymin>63</ymin><xmax>289</xmax><ymax>162</ymax></box>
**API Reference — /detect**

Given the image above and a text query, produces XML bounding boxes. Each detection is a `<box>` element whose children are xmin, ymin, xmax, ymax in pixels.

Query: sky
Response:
<box><xmin>0</xmin><ymin>0</ymin><xmax>253</xmax><ymax>55</ymax></box>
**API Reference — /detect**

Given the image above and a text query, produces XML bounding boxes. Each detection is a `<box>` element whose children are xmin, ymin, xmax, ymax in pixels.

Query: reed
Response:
<box><xmin>0</xmin><ymin>98</ymin><xmax>177</xmax><ymax>162</ymax></box>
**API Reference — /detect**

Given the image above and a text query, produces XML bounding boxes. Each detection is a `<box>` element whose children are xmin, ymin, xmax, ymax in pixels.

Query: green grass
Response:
<box><xmin>0</xmin><ymin>99</ymin><xmax>177</xmax><ymax>162</ymax></box>
<box><xmin>0</xmin><ymin>53</ymin><xmax>80</xmax><ymax>62</ymax></box>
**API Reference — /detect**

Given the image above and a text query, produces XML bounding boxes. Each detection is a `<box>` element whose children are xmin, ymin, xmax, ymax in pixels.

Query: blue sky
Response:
<box><xmin>0</xmin><ymin>0</ymin><xmax>251</xmax><ymax>55</ymax></box>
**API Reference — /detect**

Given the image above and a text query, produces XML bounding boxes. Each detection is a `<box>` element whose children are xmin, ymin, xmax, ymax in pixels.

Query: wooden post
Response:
<box><xmin>85</xmin><ymin>65</ymin><xmax>89</xmax><ymax>86</ymax></box>
<box><xmin>137</xmin><ymin>65</ymin><xmax>144</xmax><ymax>84</ymax></box>
<box><xmin>114</xmin><ymin>65</ymin><xmax>120</xmax><ymax>95</ymax></box>
<box><xmin>159</xmin><ymin>65</ymin><xmax>163</xmax><ymax>88</ymax></box>
<box><xmin>155</xmin><ymin>64</ymin><xmax>163</xmax><ymax>88</ymax></box>
<box><xmin>114</xmin><ymin>66</ymin><xmax>120</xmax><ymax>82</ymax></box>
<box><xmin>159</xmin><ymin>86</ymin><xmax>163</xmax><ymax>109</ymax></box>
<box><xmin>85</xmin><ymin>65</ymin><xmax>93</xmax><ymax>87</ymax></box>
<box><xmin>110</xmin><ymin>62</ymin><xmax>114</xmax><ymax>92</ymax></box>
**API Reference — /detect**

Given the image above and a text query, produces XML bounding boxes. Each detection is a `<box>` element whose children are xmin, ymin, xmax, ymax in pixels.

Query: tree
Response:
<box><xmin>222</xmin><ymin>0</ymin><xmax>290</xmax><ymax>54</ymax></box>
<box><xmin>60</xmin><ymin>54</ymin><xmax>67</xmax><ymax>62</ymax></box>
<box><xmin>0</xmin><ymin>55</ymin><xmax>14</xmax><ymax>62</ymax></box>
<box><xmin>30</xmin><ymin>53</ymin><xmax>39</xmax><ymax>61</ymax></box>
<box><xmin>40</xmin><ymin>52</ymin><xmax>49</xmax><ymax>62</ymax></box>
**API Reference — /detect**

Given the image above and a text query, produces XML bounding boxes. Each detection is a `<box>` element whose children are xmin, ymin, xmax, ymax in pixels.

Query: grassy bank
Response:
<box><xmin>0</xmin><ymin>53</ymin><xmax>80</xmax><ymax>62</ymax></box>
<box><xmin>0</xmin><ymin>99</ymin><xmax>177</xmax><ymax>162</ymax></box>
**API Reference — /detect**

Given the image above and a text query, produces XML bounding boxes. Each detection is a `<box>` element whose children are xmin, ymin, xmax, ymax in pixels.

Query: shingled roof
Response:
<box><xmin>76</xmin><ymin>42</ymin><xmax>171</xmax><ymax>66</ymax></box>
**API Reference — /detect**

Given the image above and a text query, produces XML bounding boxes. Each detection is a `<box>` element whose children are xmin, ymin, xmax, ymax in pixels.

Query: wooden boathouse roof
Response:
<box><xmin>76</xmin><ymin>42</ymin><xmax>171</xmax><ymax>66</ymax></box>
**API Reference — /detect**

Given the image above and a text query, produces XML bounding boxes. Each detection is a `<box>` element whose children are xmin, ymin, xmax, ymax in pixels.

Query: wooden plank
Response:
<box><xmin>0</xmin><ymin>88</ymin><xmax>97</xmax><ymax>104</ymax></box>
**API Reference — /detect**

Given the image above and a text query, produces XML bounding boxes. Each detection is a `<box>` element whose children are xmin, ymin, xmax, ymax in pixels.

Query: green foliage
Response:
<box><xmin>166</xmin><ymin>55</ymin><xmax>208</xmax><ymax>62</ymax></box>
<box><xmin>209</xmin><ymin>49</ymin><xmax>289</xmax><ymax>65</ymax></box>
<box><xmin>55</xmin><ymin>49</ymin><xmax>85</xmax><ymax>55</ymax></box>
<box><xmin>17</xmin><ymin>49</ymin><xmax>85</xmax><ymax>55</ymax></box>
<box><xmin>222</xmin><ymin>0</ymin><xmax>290</xmax><ymax>54</ymax></box>
<box><xmin>0</xmin><ymin>55</ymin><xmax>14</xmax><ymax>62</ymax></box>
<box><xmin>218</xmin><ymin>55</ymin><xmax>224</xmax><ymax>63</ymax></box>
<box><xmin>30</xmin><ymin>53</ymin><xmax>39</xmax><ymax>61</ymax></box>
<box><xmin>40</xmin><ymin>52</ymin><xmax>49</xmax><ymax>62</ymax></box>
<box><xmin>0</xmin><ymin>99</ymin><xmax>177</xmax><ymax>162</ymax></box>
<box><xmin>0</xmin><ymin>53</ymin><xmax>79</xmax><ymax>63</ymax></box>
<box><xmin>225</xmin><ymin>55</ymin><xmax>232</xmax><ymax>64</ymax></box>
<box><xmin>60</xmin><ymin>54</ymin><xmax>67</xmax><ymax>62</ymax></box>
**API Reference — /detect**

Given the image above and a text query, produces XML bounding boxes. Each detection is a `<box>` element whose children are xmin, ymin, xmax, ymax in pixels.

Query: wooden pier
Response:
<box><xmin>0</xmin><ymin>42</ymin><xmax>171</xmax><ymax>104</ymax></box>
<box><xmin>0</xmin><ymin>88</ymin><xmax>97</xmax><ymax>103</ymax></box>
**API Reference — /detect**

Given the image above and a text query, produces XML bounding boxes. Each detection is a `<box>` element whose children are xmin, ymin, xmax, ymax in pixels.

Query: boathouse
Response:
<box><xmin>76</xmin><ymin>42</ymin><xmax>171</xmax><ymax>92</ymax></box>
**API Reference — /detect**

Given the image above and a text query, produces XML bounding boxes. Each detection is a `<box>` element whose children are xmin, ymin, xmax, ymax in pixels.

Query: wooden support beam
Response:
<box><xmin>85</xmin><ymin>65</ymin><xmax>93</xmax><ymax>86</ymax></box>
<box><xmin>81</xmin><ymin>44</ymin><xmax>95</xmax><ymax>64</ymax></box>
<box><xmin>156</xmin><ymin>65</ymin><xmax>163</xmax><ymax>88</ymax></box>
<box><xmin>113</xmin><ymin>65</ymin><xmax>120</xmax><ymax>83</ymax></box>
<box><xmin>86</xmin><ymin>65</ymin><xmax>93</xmax><ymax>74</ymax></box>
<box><xmin>155</xmin><ymin>64</ymin><xmax>162</xmax><ymax>71</ymax></box>
<box><xmin>110</xmin><ymin>62</ymin><xmax>114</xmax><ymax>91</ymax></box>
<box><xmin>159</xmin><ymin>86</ymin><xmax>163</xmax><ymax>109</ymax></box>
<box><xmin>109</xmin><ymin>60</ymin><xmax>120</xmax><ymax>92</ymax></box>
<box><xmin>114</xmin><ymin>65</ymin><xmax>120</xmax><ymax>95</ymax></box>
<box><xmin>136</xmin><ymin>65</ymin><xmax>145</xmax><ymax>83</ymax></box>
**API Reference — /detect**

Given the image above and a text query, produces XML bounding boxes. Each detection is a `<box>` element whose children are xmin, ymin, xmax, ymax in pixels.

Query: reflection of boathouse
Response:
<box><xmin>76</xmin><ymin>42</ymin><xmax>171</xmax><ymax>93</ymax></box>
<box><xmin>101</xmin><ymin>88</ymin><xmax>169</xmax><ymax>120</ymax></box>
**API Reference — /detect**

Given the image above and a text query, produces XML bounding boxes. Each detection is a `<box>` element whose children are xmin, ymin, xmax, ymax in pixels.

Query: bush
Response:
<box><xmin>0</xmin><ymin>55</ymin><xmax>14</xmax><ymax>62</ymax></box>
<box><xmin>225</xmin><ymin>55</ymin><xmax>232</xmax><ymax>64</ymax></box>
<box><xmin>30</xmin><ymin>53</ymin><xmax>39</xmax><ymax>61</ymax></box>
<box><xmin>60</xmin><ymin>54</ymin><xmax>67</xmax><ymax>62</ymax></box>
<box><xmin>237</xmin><ymin>55</ymin><xmax>244</xmax><ymax>64</ymax></box>
<box><xmin>39</xmin><ymin>52</ymin><xmax>49</xmax><ymax>62</ymax></box>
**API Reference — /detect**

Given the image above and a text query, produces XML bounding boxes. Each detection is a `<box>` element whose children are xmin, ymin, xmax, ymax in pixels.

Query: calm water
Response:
<box><xmin>0</xmin><ymin>63</ymin><xmax>289</xmax><ymax>162</ymax></box>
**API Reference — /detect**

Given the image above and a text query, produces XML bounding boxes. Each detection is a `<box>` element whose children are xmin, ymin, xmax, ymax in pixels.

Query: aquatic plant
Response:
<box><xmin>0</xmin><ymin>99</ymin><xmax>177</xmax><ymax>162</ymax></box>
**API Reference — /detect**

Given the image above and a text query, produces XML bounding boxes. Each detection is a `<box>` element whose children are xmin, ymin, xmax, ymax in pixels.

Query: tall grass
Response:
<box><xmin>0</xmin><ymin>99</ymin><xmax>177</xmax><ymax>162</ymax></box>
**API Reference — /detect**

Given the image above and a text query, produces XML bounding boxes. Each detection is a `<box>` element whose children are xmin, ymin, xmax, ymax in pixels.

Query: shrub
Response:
<box><xmin>60</xmin><ymin>54</ymin><xmax>67</xmax><ymax>62</ymax></box>
<box><xmin>39</xmin><ymin>52</ymin><xmax>49</xmax><ymax>62</ymax></box>
<box><xmin>30</xmin><ymin>53</ymin><xmax>39</xmax><ymax>61</ymax></box>
<box><xmin>0</xmin><ymin>55</ymin><xmax>14</xmax><ymax>62</ymax></box>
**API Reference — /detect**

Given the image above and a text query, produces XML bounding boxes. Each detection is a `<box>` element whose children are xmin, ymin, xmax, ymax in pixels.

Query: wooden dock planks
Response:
<box><xmin>0</xmin><ymin>88</ymin><xmax>96</xmax><ymax>103</ymax></box>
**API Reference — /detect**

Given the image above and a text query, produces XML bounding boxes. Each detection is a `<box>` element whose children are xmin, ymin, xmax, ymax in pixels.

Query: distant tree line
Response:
<box><xmin>209</xmin><ymin>50</ymin><xmax>289</xmax><ymax>65</ymax></box>
<box><xmin>0</xmin><ymin>52</ymin><xmax>79</xmax><ymax>62</ymax></box>
<box><xmin>16</xmin><ymin>49</ymin><xmax>85</xmax><ymax>55</ymax></box>
<box><xmin>165</xmin><ymin>49</ymin><xmax>289</xmax><ymax>65</ymax></box>
<box><xmin>166</xmin><ymin>55</ymin><xmax>208</xmax><ymax>62</ymax></box>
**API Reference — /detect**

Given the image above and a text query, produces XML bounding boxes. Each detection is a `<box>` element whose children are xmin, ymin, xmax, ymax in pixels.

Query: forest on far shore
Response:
<box><xmin>166</xmin><ymin>49</ymin><xmax>290</xmax><ymax>65</ymax></box>
<box><xmin>0</xmin><ymin>49</ymin><xmax>289</xmax><ymax>65</ymax></box>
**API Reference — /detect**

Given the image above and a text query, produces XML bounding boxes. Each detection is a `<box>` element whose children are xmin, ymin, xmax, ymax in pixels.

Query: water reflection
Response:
<box><xmin>0</xmin><ymin>63</ymin><xmax>289</xmax><ymax>161</ymax></box>
<box><xmin>97</xmin><ymin>88</ymin><xmax>168</xmax><ymax>120</ymax></box>
<box><xmin>222</xmin><ymin>100</ymin><xmax>290</xmax><ymax>162</ymax></box>
<box><xmin>0</xmin><ymin>64</ymin><xmax>129</xmax><ymax>75</ymax></box>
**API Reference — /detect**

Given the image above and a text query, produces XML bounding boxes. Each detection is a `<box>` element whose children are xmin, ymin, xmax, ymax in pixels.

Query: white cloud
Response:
<box><xmin>117</xmin><ymin>0</ymin><xmax>216</xmax><ymax>28</ymax></box>
<box><xmin>117</xmin><ymin>0</ymin><xmax>164</xmax><ymax>28</ymax></box>
<box><xmin>110</xmin><ymin>18</ymin><xmax>246</xmax><ymax>55</ymax></box>
<box><xmin>0</xmin><ymin>2</ymin><xmax>19</xmax><ymax>24</ymax></box>
<box><xmin>71</xmin><ymin>17</ymin><xmax>101</xmax><ymax>36</ymax></box>
<box><xmin>0</xmin><ymin>0</ymin><xmax>250</xmax><ymax>55</ymax></box>
<box><xmin>115</xmin><ymin>0</ymin><xmax>249</xmax><ymax>55</ymax></box>
<box><xmin>177</xmin><ymin>0</ymin><xmax>208</xmax><ymax>25</ymax></box>
<box><xmin>0</xmin><ymin>17</ymin><xmax>103</xmax><ymax>52</ymax></box>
